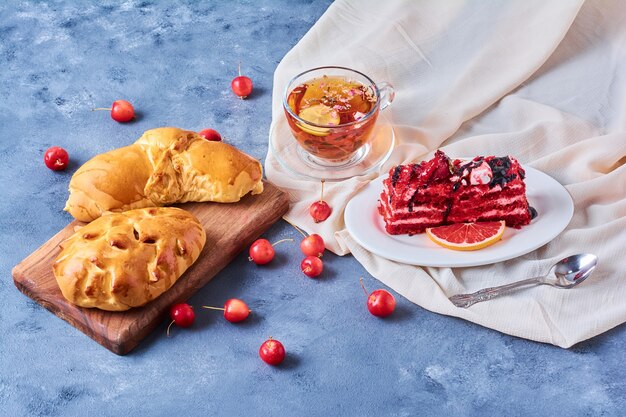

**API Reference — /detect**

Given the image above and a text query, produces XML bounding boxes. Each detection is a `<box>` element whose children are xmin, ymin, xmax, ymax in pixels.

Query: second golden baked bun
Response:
<box><xmin>64</xmin><ymin>127</ymin><xmax>264</xmax><ymax>222</ymax></box>
<box><xmin>53</xmin><ymin>207</ymin><xmax>206</xmax><ymax>311</ymax></box>
<box><xmin>139</xmin><ymin>127</ymin><xmax>264</xmax><ymax>204</ymax></box>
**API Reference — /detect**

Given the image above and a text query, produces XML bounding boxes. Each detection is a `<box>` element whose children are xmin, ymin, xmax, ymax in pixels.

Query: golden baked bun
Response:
<box><xmin>64</xmin><ymin>127</ymin><xmax>264</xmax><ymax>222</ymax></box>
<box><xmin>63</xmin><ymin>143</ymin><xmax>156</xmax><ymax>222</ymax></box>
<box><xmin>53</xmin><ymin>207</ymin><xmax>206</xmax><ymax>311</ymax></box>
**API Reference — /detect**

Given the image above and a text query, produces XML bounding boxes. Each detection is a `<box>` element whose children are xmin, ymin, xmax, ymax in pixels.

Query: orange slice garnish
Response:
<box><xmin>425</xmin><ymin>221</ymin><xmax>506</xmax><ymax>251</ymax></box>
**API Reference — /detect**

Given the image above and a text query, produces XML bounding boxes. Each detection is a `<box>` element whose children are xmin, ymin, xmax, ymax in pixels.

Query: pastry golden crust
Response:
<box><xmin>141</xmin><ymin>128</ymin><xmax>264</xmax><ymax>204</ymax></box>
<box><xmin>64</xmin><ymin>127</ymin><xmax>264</xmax><ymax>222</ymax></box>
<box><xmin>53</xmin><ymin>207</ymin><xmax>206</xmax><ymax>311</ymax></box>
<box><xmin>64</xmin><ymin>144</ymin><xmax>156</xmax><ymax>222</ymax></box>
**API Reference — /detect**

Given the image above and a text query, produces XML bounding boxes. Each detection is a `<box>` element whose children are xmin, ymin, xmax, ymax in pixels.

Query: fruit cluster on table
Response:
<box><xmin>168</xmin><ymin>227</ymin><xmax>397</xmax><ymax>366</ymax></box>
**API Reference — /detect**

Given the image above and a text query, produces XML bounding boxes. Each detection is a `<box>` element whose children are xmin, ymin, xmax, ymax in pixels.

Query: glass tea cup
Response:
<box><xmin>282</xmin><ymin>66</ymin><xmax>394</xmax><ymax>167</ymax></box>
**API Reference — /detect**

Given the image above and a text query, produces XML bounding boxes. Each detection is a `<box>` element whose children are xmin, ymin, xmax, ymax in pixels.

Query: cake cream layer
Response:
<box><xmin>382</xmin><ymin>184</ymin><xmax>526</xmax><ymax>218</ymax></box>
<box><xmin>382</xmin><ymin>193</ymin><xmax>527</xmax><ymax>218</ymax></box>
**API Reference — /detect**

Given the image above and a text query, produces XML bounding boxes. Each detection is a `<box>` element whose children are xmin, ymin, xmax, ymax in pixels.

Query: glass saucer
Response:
<box><xmin>269</xmin><ymin>119</ymin><xmax>395</xmax><ymax>181</ymax></box>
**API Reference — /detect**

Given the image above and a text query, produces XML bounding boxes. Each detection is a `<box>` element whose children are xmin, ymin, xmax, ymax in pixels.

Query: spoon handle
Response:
<box><xmin>449</xmin><ymin>277</ymin><xmax>543</xmax><ymax>308</ymax></box>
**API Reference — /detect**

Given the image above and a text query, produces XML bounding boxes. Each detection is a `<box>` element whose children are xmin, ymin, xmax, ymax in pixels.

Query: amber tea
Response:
<box><xmin>285</xmin><ymin>75</ymin><xmax>379</xmax><ymax>161</ymax></box>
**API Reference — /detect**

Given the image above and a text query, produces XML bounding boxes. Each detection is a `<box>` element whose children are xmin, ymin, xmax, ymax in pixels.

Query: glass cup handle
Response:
<box><xmin>376</xmin><ymin>82</ymin><xmax>395</xmax><ymax>111</ymax></box>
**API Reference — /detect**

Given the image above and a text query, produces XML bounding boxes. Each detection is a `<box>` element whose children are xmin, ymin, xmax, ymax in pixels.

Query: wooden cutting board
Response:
<box><xmin>12</xmin><ymin>181</ymin><xmax>288</xmax><ymax>355</ymax></box>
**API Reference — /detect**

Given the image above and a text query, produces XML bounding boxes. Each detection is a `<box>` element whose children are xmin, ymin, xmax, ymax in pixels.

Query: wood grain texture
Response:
<box><xmin>12</xmin><ymin>181</ymin><xmax>288</xmax><ymax>355</ymax></box>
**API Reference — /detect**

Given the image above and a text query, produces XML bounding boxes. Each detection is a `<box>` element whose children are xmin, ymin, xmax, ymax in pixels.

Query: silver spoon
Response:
<box><xmin>449</xmin><ymin>253</ymin><xmax>598</xmax><ymax>308</ymax></box>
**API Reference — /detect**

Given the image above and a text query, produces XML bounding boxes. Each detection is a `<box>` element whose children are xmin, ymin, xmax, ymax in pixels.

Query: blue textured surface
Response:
<box><xmin>1</xmin><ymin>2</ymin><xmax>625</xmax><ymax>416</ymax></box>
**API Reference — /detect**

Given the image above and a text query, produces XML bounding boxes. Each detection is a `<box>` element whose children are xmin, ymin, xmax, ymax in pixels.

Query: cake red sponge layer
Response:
<box><xmin>378</xmin><ymin>151</ymin><xmax>533</xmax><ymax>235</ymax></box>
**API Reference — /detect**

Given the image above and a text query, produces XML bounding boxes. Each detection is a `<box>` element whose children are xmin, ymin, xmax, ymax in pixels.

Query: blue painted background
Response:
<box><xmin>1</xmin><ymin>1</ymin><xmax>624</xmax><ymax>416</ymax></box>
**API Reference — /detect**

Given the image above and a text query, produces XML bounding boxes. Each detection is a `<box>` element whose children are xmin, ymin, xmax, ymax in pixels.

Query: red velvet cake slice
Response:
<box><xmin>378</xmin><ymin>151</ymin><xmax>534</xmax><ymax>235</ymax></box>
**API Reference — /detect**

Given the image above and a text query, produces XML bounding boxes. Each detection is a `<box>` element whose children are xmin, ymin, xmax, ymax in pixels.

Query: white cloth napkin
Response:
<box><xmin>265</xmin><ymin>0</ymin><xmax>626</xmax><ymax>347</ymax></box>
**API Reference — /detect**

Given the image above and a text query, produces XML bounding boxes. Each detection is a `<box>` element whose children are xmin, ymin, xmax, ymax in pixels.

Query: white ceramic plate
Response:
<box><xmin>344</xmin><ymin>165</ymin><xmax>574</xmax><ymax>267</ymax></box>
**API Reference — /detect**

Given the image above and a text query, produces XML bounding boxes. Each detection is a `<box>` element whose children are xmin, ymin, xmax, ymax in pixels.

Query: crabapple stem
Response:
<box><xmin>202</xmin><ymin>306</ymin><xmax>225</xmax><ymax>311</ymax></box>
<box><xmin>271</xmin><ymin>238</ymin><xmax>294</xmax><ymax>246</ymax></box>
<box><xmin>283</xmin><ymin>218</ymin><xmax>307</xmax><ymax>238</ymax></box>
<box><xmin>320</xmin><ymin>180</ymin><xmax>325</xmax><ymax>202</ymax></box>
<box><xmin>92</xmin><ymin>107</ymin><xmax>112</xmax><ymax>111</ymax></box>
<box><xmin>359</xmin><ymin>277</ymin><xmax>369</xmax><ymax>297</ymax></box>
<box><xmin>238</xmin><ymin>62</ymin><xmax>241</xmax><ymax>77</ymax></box>
<box><xmin>166</xmin><ymin>320</ymin><xmax>175</xmax><ymax>337</ymax></box>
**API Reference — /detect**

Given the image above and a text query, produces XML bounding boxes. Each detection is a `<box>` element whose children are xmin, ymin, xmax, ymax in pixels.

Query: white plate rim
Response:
<box><xmin>344</xmin><ymin>164</ymin><xmax>574</xmax><ymax>267</ymax></box>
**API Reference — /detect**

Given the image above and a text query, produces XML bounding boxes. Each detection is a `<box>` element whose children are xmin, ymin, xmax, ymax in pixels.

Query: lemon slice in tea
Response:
<box><xmin>298</xmin><ymin>104</ymin><xmax>340</xmax><ymax>136</ymax></box>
